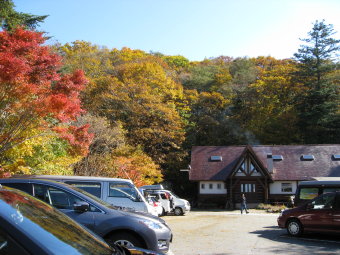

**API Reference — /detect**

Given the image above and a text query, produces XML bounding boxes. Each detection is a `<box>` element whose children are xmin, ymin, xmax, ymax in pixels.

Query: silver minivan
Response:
<box><xmin>14</xmin><ymin>175</ymin><xmax>157</xmax><ymax>216</ymax></box>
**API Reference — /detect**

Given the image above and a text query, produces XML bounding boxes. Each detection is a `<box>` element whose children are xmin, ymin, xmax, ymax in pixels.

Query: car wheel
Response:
<box><xmin>105</xmin><ymin>232</ymin><xmax>144</xmax><ymax>249</ymax></box>
<box><xmin>287</xmin><ymin>219</ymin><xmax>303</xmax><ymax>236</ymax></box>
<box><xmin>161</xmin><ymin>207</ymin><xmax>166</xmax><ymax>216</ymax></box>
<box><xmin>174</xmin><ymin>207</ymin><xmax>183</xmax><ymax>216</ymax></box>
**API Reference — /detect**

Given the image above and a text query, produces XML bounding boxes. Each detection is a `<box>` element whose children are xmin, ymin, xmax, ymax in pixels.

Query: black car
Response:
<box><xmin>0</xmin><ymin>179</ymin><xmax>172</xmax><ymax>254</ymax></box>
<box><xmin>0</xmin><ymin>185</ymin><xmax>123</xmax><ymax>255</ymax></box>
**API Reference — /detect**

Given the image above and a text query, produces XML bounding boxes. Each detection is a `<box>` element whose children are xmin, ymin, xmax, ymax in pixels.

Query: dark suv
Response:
<box><xmin>0</xmin><ymin>179</ymin><xmax>172</xmax><ymax>254</ymax></box>
<box><xmin>278</xmin><ymin>191</ymin><xmax>340</xmax><ymax>236</ymax></box>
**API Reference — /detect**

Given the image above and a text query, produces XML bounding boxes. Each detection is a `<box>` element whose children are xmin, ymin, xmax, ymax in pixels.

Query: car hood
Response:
<box><xmin>128</xmin><ymin>210</ymin><xmax>166</xmax><ymax>223</ymax></box>
<box><xmin>107</xmin><ymin>207</ymin><xmax>166</xmax><ymax>224</ymax></box>
<box><xmin>177</xmin><ymin>198</ymin><xmax>189</xmax><ymax>204</ymax></box>
<box><xmin>282</xmin><ymin>205</ymin><xmax>305</xmax><ymax>215</ymax></box>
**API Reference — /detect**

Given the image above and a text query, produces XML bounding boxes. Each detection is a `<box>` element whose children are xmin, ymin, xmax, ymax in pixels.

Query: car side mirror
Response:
<box><xmin>73</xmin><ymin>201</ymin><xmax>90</xmax><ymax>213</ymax></box>
<box><xmin>135</xmin><ymin>194</ymin><xmax>142</xmax><ymax>202</ymax></box>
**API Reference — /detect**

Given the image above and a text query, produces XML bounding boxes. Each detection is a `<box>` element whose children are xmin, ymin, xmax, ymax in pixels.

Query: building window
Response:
<box><xmin>217</xmin><ymin>183</ymin><xmax>221</xmax><ymax>189</ymax></box>
<box><xmin>301</xmin><ymin>155</ymin><xmax>315</xmax><ymax>161</ymax></box>
<box><xmin>272</xmin><ymin>155</ymin><xmax>283</xmax><ymax>161</ymax></box>
<box><xmin>201</xmin><ymin>183</ymin><xmax>205</xmax><ymax>189</ymax></box>
<box><xmin>209</xmin><ymin>183</ymin><xmax>213</xmax><ymax>189</ymax></box>
<box><xmin>250</xmin><ymin>163</ymin><xmax>258</xmax><ymax>173</ymax></box>
<box><xmin>281</xmin><ymin>183</ymin><xmax>293</xmax><ymax>193</ymax></box>
<box><xmin>237</xmin><ymin>161</ymin><xmax>245</xmax><ymax>173</ymax></box>
<box><xmin>210</xmin><ymin>156</ymin><xmax>223</xmax><ymax>161</ymax></box>
<box><xmin>236</xmin><ymin>158</ymin><xmax>261</xmax><ymax>175</ymax></box>
<box><xmin>241</xmin><ymin>183</ymin><xmax>255</xmax><ymax>193</ymax></box>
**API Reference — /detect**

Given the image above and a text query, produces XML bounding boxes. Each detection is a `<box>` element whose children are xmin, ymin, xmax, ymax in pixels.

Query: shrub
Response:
<box><xmin>256</xmin><ymin>203</ymin><xmax>287</xmax><ymax>213</ymax></box>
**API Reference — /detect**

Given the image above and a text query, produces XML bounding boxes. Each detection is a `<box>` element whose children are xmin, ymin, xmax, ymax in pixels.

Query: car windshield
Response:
<box><xmin>169</xmin><ymin>192</ymin><xmax>179</xmax><ymax>199</ymax></box>
<box><xmin>0</xmin><ymin>187</ymin><xmax>114</xmax><ymax>255</ymax></box>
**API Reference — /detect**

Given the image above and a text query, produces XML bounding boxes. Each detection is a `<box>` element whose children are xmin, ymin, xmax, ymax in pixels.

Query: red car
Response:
<box><xmin>277</xmin><ymin>191</ymin><xmax>340</xmax><ymax>236</ymax></box>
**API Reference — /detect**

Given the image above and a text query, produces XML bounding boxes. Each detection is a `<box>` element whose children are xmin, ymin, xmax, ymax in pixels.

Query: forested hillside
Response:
<box><xmin>0</xmin><ymin>2</ymin><xmax>339</xmax><ymax>194</ymax></box>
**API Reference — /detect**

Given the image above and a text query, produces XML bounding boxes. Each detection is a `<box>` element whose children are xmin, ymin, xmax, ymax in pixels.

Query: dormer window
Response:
<box><xmin>272</xmin><ymin>155</ymin><xmax>283</xmax><ymax>161</ymax></box>
<box><xmin>332</xmin><ymin>155</ymin><xmax>340</xmax><ymax>160</ymax></box>
<box><xmin>210</xmin><ymin>156</ymin><xmax>222</xmax><ymax>162</ymax></box>
<box><xmin>301</xmin><ymin>155</ymin><xmax>315</xmax><ymax>161</ymax></box>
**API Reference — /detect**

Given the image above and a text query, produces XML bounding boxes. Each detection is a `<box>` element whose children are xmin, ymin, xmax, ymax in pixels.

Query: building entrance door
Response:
<box><xmin>240</xmin><ymin>181</ymin><xmax>258</xmax><ymax>203</ymax></box>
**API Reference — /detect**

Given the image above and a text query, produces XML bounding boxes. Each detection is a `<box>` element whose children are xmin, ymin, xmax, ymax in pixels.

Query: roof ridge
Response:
<box><xmin>193</xmin><ymin>144</ymin><xmax>340</xmax><ymax>148</ymax></box>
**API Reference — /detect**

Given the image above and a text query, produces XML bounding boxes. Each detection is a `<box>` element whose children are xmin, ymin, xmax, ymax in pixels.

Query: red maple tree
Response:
<box><xmin>0</xmin><ymin>28</ymin><xmax>92</xmax><ymax>161</ymax></box>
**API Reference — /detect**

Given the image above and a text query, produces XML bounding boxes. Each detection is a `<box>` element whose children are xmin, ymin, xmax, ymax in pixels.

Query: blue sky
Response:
<box><xmin>14</xmin><ymin>0</ymin><xmax>340</xmax><ymax>61</ymax></box>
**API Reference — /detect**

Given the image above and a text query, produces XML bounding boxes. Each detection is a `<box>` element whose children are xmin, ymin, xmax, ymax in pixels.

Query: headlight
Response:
<box><xmin>139</xmin><ymin>219</ymin><xmax>163</xmax><ymax>230</ymax></box>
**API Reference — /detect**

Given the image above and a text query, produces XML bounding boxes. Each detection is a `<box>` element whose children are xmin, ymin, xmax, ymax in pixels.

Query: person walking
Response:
<box><xmin>241</xmin><ymin>193</ymin><xmax>249</xmax><ymax>214</ymax></box>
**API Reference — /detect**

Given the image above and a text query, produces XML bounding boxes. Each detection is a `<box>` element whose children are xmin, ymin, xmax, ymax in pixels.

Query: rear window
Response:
<box><xmin>299</xmin><ymin>188</ymin><xmax>319</xmax><ymax>200</ymax></box>
<box><xmin>65</xmin><ymin>182</ymin><xmax>101</xmax><ymax>198</ymax></box>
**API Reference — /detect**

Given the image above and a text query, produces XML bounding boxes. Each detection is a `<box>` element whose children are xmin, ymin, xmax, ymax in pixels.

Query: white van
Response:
<box><xmin>15</xmin><ymin>175</ymin><xmax>158</xmax><ymax>216</ymax></box>
<box><xmin>142</xmin><ymin>189</ymin><xmax>172</xmax><ymax>215</ymax></box>
<box><xmin>140</xmin><ymin>185</ymin><xmax>191</xmax><ymax>216</ymax></box>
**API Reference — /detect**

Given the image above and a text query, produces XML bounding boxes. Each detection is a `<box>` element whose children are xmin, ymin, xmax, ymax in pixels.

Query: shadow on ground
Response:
<box><xmin>250</xmin><ymin>225</ymin><xmax>340</xmax><ymax>254</ymax></box>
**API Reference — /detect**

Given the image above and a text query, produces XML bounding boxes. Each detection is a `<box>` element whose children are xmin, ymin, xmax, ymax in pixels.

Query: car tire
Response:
<box><xmin>105</xmin><ymin>232</ymin><xmax>144</xmax><ymax>249</ymax></box>
<box><xmin>174</xmin><ymin>207</ymin><xmax>183</xmax><ymax>216</ymax></box>
<box><xmin>287</xmin><ymin>219</ymin><xmax>303</xmax><ymax>236</ymax></box>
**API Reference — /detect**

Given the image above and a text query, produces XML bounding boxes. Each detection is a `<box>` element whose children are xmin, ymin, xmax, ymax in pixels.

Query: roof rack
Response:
<box><xmin>140</xmin><ymin>184</ymin><xmax>164</xmax><ymax>190</ymax></box>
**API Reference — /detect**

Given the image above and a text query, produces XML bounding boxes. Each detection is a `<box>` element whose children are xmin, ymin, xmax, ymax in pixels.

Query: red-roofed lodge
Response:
<box><xmin>189</xmin><ymin>145</ymin><xmax>340</xmax><ymax>208</ymax></box>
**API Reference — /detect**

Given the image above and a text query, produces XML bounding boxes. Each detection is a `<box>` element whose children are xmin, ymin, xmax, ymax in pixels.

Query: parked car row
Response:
<box><xmin>4</xmin><ymin>174</ymin><xmax>340</xmax><ymax>253</ymax></box>
<box><xmin>13</xmin><ymin>175</ymin><xmax>191</xmax><ymax>218</ymax></box>
<box><xmin>0</xmin><ymin>178</ymin><xmax>172</xmax><ymax>254</ymax></box>
<box><xmin>13</xmin><ymin>175</ymin><xmax>159</xmax><ymax>216</ymax></box>
<box><xmin>0</xmin><ymin>184</ymin><xmax>163</xmax><ymax>255</ymax></box>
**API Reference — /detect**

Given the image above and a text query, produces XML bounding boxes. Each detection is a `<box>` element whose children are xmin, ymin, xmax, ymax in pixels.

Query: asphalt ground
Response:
<box><xmin>163</xmin><ymin>210</ymin><xmax>340</xmax><ymax>255</ymax></box>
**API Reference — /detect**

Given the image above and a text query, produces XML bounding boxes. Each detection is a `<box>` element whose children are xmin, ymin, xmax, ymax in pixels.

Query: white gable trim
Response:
<box><xmin>233</xmin><ymin>154</ymin><xmax>264</xmax><ymax>177</ymax></box>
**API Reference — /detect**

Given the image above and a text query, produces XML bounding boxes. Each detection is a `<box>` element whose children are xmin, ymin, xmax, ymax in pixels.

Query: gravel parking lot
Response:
<box><xmin>163</xmin><ymin>210</ymin><xmax>340</xmax><ymax>255</ymax></box>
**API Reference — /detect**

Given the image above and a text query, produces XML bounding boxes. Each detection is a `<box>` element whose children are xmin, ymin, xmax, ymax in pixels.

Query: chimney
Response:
<box><xmin>267</xmin><ymin>154</ymin><xmax>273</xmax><ymax>173</ymax></box>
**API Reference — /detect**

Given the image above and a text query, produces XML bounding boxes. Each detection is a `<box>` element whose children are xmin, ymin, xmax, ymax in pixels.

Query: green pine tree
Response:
<box><xmin>0</xmin><ymin>0</ymin><xmax>48</xmax><ymax>31</ymax></box>
<box><xmin>294</xmin><ymin>20</ymin><xmax>340</xmax><ymax>144</ymax></box>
